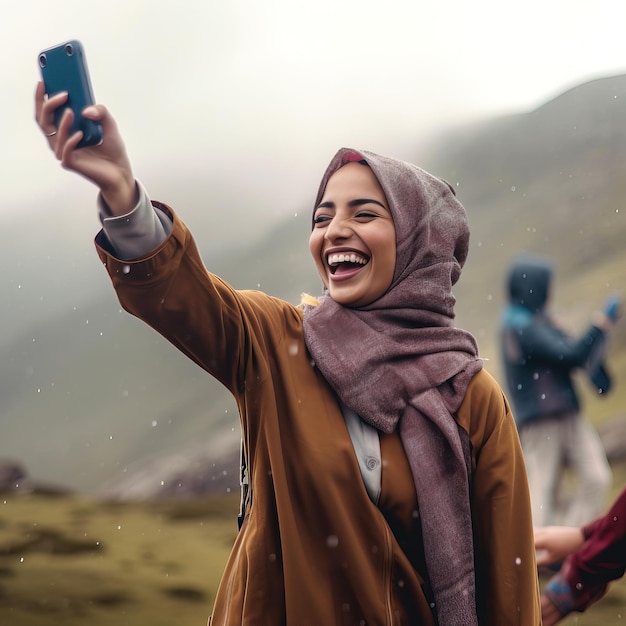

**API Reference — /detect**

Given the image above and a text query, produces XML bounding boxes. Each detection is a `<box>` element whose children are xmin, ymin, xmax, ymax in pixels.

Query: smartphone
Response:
<box><xmin>38</xmin><ymin>40</ymin><xmax>103</xmax><ymax>148</ymax></box>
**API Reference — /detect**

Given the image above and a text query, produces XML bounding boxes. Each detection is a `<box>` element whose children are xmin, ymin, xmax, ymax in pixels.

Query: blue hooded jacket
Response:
<box><xmin>500</xmin><ymin>255</ymin><xmax>610</xmax><ymax>429</ymax></box>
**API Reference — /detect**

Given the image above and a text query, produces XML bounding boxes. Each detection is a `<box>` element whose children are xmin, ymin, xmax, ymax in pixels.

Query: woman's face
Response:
<box><xmin>309</xmin><ymin>162</ymin><xmax>396</xmax><ymax>308</ymax></box>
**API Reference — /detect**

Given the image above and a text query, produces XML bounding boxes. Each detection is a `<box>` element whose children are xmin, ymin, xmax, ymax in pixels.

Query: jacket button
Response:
<box><xmin>365</xmin><ymin>457</ymin><xmax>379</xmax><ymax>471</ymax></box>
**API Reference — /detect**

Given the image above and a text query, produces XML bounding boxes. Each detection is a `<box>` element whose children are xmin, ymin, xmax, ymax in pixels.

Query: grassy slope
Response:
<box><xmin>1</xmin><ymin>478</ymin><xmax>625</xmax><ymax>625</ymax></box>
<box><xmin>0</xmin><ymin>493</ymin><xmax>239</xmax><ymax>626</ymax></box>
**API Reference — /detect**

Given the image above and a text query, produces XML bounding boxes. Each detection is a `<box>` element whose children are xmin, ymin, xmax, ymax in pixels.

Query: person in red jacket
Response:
<box><xmin>534</xmin><ymin>485</ymin><xmax>626</xmax><ymax>625</ymax></box>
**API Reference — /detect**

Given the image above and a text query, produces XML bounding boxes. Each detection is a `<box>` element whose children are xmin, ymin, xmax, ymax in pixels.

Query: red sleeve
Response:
<box><xmin>563</xmin><ymin>486</ymin><xmax>626</xmax><ymax>612</ymax></box>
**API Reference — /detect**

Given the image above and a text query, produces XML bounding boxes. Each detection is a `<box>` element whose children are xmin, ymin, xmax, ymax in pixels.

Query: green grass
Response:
<box><xmin>0</xmin><ymin>493</ymin><xmax>239</xmax><ymax>626</ymax></box>
<box><xmin>1</xmin><ymin>479</ymin><xmax>625</xmax><ymax>625</ymax></box>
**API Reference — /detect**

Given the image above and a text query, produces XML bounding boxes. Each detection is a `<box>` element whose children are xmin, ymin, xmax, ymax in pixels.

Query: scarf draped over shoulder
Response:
<box><xmin>303</xmin><ymin>148</ymin><xmax>483</xmax><ymax>626</ymax></box>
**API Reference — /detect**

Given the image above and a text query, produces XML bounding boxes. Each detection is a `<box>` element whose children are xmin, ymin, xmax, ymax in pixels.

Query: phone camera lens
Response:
<box><xmin>38</xmin><ymin>54</ymin><xmax>47</xmax><ymax>68</ymax></box>
<box><xmin>65</xmin><ymin>43</ymin><xmax>74</xmax><ymax>56</ymax></box>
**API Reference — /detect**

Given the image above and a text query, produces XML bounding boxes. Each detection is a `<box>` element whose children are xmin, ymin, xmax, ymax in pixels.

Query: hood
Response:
<box><xmin>506</xmin><ymin>255</ymin><xmax>552</xmax><ymax>313</ymax></box>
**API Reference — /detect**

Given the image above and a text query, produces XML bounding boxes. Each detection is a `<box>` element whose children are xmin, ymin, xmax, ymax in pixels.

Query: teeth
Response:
<box><xmin>328</xmin><ymin>253</ymin><xmax>367</xmax><ymax>266</ymax></box>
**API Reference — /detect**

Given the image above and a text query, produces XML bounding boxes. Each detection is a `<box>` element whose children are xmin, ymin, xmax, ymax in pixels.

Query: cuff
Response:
<box><xmin>544</xmin><ymin>572</ymin><xmax>575</xmax><ymax>616</ymax></box>
<box><xmin>98</xmin><ymin>181</ymin><xmax>173</xmax><ymax>260</ymax></box>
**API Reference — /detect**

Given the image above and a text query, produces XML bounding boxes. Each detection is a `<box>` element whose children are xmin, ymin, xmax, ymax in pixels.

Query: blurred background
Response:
<box><xmin>2</xmin><ymin>1</ymin><xmax>626</xmax><ymax>624</ymax></box>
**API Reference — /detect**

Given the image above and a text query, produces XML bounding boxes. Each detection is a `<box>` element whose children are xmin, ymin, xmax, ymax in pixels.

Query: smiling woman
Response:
<box><xmin>35</xmin><ymin>76</ymin><xmax>541</xmax><ymax>623</ymax></box>
<box><xmin>309</xmin><ymin>160</ymin><xmax>396</xmax><ymax>308</ymax></box>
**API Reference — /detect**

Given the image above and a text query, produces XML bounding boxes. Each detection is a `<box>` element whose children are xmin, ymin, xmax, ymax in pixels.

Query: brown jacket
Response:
<box><xmin>96</xmin><ymin>204</ymin><xmax>541</xmax><ymax>625</ymax></box>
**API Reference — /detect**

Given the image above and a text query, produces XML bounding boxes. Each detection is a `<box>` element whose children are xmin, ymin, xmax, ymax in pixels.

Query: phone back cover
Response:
<box><xmin>39</xmin><ymin>40</ymin><xmax>102</xmax><ymax>146</ymax></box>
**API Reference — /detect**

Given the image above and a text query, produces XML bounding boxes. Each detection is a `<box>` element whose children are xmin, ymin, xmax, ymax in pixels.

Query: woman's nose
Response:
<box><xmin>324</xmin><ymin>216</ymin><xmax>351</xmax><ymax>241</ymax></box>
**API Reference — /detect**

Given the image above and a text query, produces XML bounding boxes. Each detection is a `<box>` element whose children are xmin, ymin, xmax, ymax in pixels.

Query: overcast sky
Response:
<box><xmin>4</xmin><ymin>0</ymin><xmax>626</xmax><ymax>223</ymax></box>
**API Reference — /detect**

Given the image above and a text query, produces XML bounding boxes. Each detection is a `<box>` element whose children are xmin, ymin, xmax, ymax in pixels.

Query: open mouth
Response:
<box><xmin>327</xmin><ymin>252</ymin><xmax>369</xmax><ymax>275</ymax></box>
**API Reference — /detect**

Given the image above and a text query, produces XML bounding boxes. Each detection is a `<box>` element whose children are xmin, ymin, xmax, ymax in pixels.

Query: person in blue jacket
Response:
<box><xmin>500</xmin><ymin>254</ymin><xmax>619</xmax><ymax>528</ymax></box>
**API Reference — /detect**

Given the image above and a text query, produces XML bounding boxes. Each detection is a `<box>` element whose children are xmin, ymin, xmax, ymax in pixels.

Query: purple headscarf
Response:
<box><xmin>303</xmin><ymin>148</ymin><xmax>483</xmax><ymax>625</ymax></box>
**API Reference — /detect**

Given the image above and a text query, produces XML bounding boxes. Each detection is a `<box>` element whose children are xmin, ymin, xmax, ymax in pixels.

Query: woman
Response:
<box><xmin>35</xmin><ymin>82</ymin><xmax>540</xmax><ymax>625</ymax></box>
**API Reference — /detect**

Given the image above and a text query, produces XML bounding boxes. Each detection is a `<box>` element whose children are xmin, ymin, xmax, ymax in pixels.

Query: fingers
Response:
<box><xmin>534</xmin><ymin>526</ymin><xmax>583</xmax><ymax>568</ymax></box>
<box><xmin>35</xmin><ymin>85</ymin><xmax>70</xmax><ymax>143</ymax></box>
<box><xmin>81</xmin><ymin>103</ymin><xmax>108</xmax><ymax>121</ymax></box>
<box><xmin>34</xmin><ymin>80</ymin><xmax>134</xmax><ymax>198</ymax></box>
<box><xmin>36</xmin><ymin>88</ymin><xmax>89</xmax><ymax>162</ymax></box>
<box><xmin>54</xmin><ymin>108</ymin><xmax>78</xmax><ymax>160</ymax></box>
<box><xmin>534</xmin><ymin>528</ymin><xmax>555</xmax><ymax>566</ymax></box>
<box><xmin>83</xmin><ymin>103</ymin><xmax>115</xmax><ymax>140</ymax></box>
<box><xmin>35</xmin><ymin>79</ymin><xmax>112</xmax><ymax>147</ymax></box>
<box><xmin>533</xmin><ymin>527</ymin><xmax>547</xmax><ymax>549</ymax></box>
<box><xmin>34</xmin><ymin>81</ymin><xmax>45</xmax><ymax>125</ymax></box>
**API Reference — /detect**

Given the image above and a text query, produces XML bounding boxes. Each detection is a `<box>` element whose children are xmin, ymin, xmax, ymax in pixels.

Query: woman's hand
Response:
<box><xmin>34</xmin><ymin>81</ymin><xmax>138</xmax><ymax>215</ymax></box>
<box><xmin>534</xmin><ymin>525</ymin><xmax>585</xmax><ymax>566</ymax></box>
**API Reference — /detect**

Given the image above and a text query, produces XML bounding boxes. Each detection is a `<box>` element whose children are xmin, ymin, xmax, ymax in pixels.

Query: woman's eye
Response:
<box><xmin>313</xmin><ymin>214</ymin><xmax>332</xmax><ymax>225</ymax></box>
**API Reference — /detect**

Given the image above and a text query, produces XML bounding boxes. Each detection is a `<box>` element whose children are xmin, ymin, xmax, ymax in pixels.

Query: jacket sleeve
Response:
<box><xmin>94</xmin><ymin>202</ymin><xmax>289</xmax><ymax>395</ymax></box>
<box><xmin>545</xmin><ymin>486</ymin><xmax>626</xmax><ymax>615</ymax></box>
<box><xmin>463</xmin><ymin>371</ymin><xmax>541</xmax><ymax>625</ymax></box>
<box><xmin>98</xmin><ymin>182</ymin><xmax>172</xmax><ymax>260</ymax></box>
<box><xmin>517</xmin><ymin>319</ymin><xmax>605</xmax><ymax>368</ymax></box>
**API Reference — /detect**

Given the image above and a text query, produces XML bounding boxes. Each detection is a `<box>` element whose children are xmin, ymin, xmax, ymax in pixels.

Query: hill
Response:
<box><xmin>2</xmin><ymin>488</ymin><xmax>625</xmax><ymax>626</ymax></box>
<box><xmin>421</xmin><ymin>73</ymin><xmax>626</xmax><ymax>382</ymax></box>
<box><xmin>2</xmin><ymin>74</ymin><xmax>626</xmax><ymax>495</ymax></box>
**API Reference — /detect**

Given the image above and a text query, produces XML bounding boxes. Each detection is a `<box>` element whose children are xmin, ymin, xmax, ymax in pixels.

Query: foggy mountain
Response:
<box><xmin>2</xmin><ymin>74</ymin><xmax>626</xmax><ymax>495</ymax></box>
<box><xmin>420</xmin><ymin>73</ymin><xmax>626</xmax><ymax>358</ymax></box>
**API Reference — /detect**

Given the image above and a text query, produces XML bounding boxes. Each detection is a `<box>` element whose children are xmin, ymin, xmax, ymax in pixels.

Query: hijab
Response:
<box><xmin>303</xmin><ymin>148</ymin><xmax>483</xmax><ymax>625</ymax></box>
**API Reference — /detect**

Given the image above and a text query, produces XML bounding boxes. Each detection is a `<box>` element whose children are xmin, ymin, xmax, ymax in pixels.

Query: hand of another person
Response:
<box><xmin>34</xmin><ymin>81</ymin><xmax>137</xmax><ymax>215</ymax></box>
<box><xmin>541</xmin><ymin>593</ymin><xmax>565</xmax><ymax>626</ymax></box>
<box><xmin>534</xmin><ymin>526</ymin><xmax>585</xmax><ymax>566</ymax></box>
<box><xmin>604</xmin><ymin>293</ymin><xmax>622</xmax><ymax>323</ymax></box>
